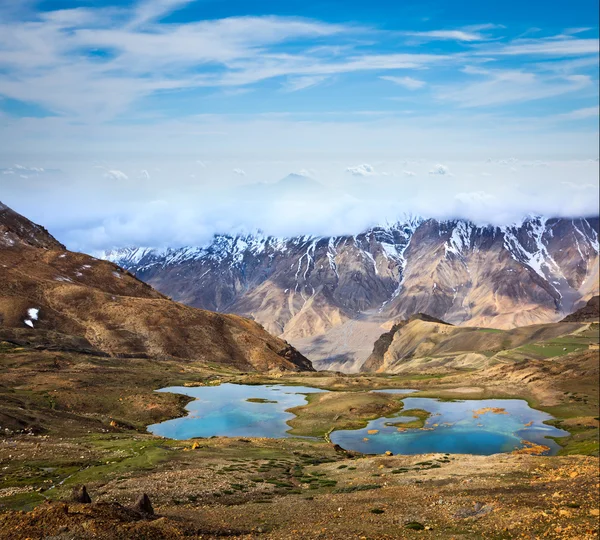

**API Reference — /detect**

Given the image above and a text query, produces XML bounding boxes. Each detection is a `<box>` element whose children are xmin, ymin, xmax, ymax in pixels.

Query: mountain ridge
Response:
<box><xmin>103</xmin><ymin>215</ymin><xmax>599</xmax><ymax>365</ymax></box>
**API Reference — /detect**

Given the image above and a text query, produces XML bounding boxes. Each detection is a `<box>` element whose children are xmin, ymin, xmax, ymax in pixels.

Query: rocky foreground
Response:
<box><xmin>0</xmin><ymin>436</ymin><xmax>598</xmax><ymax>539</ymax></box>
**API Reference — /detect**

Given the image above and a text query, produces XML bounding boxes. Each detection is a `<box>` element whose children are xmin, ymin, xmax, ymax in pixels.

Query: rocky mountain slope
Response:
<box><xmin>0</xmin><ymin>202</ymin><xmax>312</xmax><ymax>372</ymax></box>
<box><xmin>561</xmin><ymin>295</ymin><xmax>599</xmax><ymax>322</ymax></box>
<box><xmin>104</xmin><ymin>216</ymin><xmax>599</xmax><ymax>370</ymax></box>
<box><xmin>0</xmin><ymin>201</ymin><xmax>64</xmax><ymax>250</ymax></box>
<box><xmin>361</xmin><ymin>314</ymin><xmax>595</xmax><ymax>374</ymax></box>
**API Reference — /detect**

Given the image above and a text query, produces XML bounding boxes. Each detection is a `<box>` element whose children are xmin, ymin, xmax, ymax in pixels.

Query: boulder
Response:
<box><xmin>72</xmin><ymin>485</ymin><xmax>91</xmax><ymax>504</ymax></box>
<box><xmin>132</xmin><ymin>493</ymin><xmax>154</xmax><ymax>515</ymax></box>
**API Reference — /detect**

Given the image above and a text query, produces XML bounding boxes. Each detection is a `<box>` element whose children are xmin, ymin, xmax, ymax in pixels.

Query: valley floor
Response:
<box><xmin>0</xmin><ymin>436</ymin><xmax>598</xmax><ymax>539</ymax></box>
<box><xmin>0</xmin><ymin>343</ymin><xmax>598</xmax><ymax>539</ymax></box>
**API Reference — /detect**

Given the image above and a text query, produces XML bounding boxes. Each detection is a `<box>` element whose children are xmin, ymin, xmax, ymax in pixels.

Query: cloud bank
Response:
<box><xmin>2</xmin><ymin>158</ymin><xmax>597</xmax><ymax>253</ymax></box>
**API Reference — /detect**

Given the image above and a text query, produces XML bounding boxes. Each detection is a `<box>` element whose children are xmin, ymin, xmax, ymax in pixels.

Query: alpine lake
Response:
<box><xmin>148</xmin><ymin>383</ymin><xmax>568</xmax><ymax>456</ymax></box>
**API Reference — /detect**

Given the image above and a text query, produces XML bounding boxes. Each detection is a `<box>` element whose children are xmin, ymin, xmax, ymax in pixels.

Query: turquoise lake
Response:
<box><xmin>148</xmin><ymin>384</ymin><xmax>568</xmax><ymax>455</ymax></box>
<box><xmin>148</xmin><ymin>383</ymin><xmax>323</xmax><ymax>439</ymax></box>
<box><xmin>330</xmin><ymin>397</ymin><xmax>568</xmax><ymax>456</ymax></box>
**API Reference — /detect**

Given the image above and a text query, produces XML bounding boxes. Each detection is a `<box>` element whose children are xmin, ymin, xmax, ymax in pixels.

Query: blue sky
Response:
<box><xmin>1</xmin><ymin>0</ymin><xmax>598</xmax><ymax>128</ymax></box>
<box><xmin>0</xmin><ymin>0</ymin><xmax>598</xmax><ymax>250</ymax></box>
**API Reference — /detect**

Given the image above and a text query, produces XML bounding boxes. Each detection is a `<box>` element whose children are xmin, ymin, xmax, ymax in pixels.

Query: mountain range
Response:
<box><xmin>103</xmin><ymin>215</ymin><xmax>599</xmax><ymax>371</ymax></box>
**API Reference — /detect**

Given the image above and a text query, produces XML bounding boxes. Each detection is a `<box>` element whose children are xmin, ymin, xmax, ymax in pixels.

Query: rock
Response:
<box><xmin>405</xmin><ymin>521</ymin><xmax>425</xmax><ymax>530</ymax></box>
<box><xmin>132</xmin><ymin>493</ymin><xmax>154</xmax><ymax>515</ymax></box>
<box><xmin>454</xmin><ymin>502</ymin><xmax>494</xmax><ymax>519</ymax></box>
<box><xmin>332</xmin><ymin>444</ymin><xmax>348</xmax><ymax>454</ymax></box>
<box><xmin>72</xmin><ymin>485</ymin><xmax>91</xmax><ymax>504</ymax></box>
<box><xmin>385</xmin><ymin>451</ymin><xmax>393</xmax><ymax>456</ymax></box>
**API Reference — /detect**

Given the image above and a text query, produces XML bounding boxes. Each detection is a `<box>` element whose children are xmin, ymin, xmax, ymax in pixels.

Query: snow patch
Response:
<box><xmin>24</xmin><ymin>307</ymin><xmax>39</xmax><ymax>328</ymax></box>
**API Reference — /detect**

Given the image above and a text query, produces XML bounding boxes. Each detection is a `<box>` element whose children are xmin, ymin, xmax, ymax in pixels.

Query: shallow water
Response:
<box><xmin>330</xmin><ymin>397</ymin><xmax>568</xmax><ymax>455</ymax></box>
<box><xmin>148</xmin><ymin>383</ymin><xmax>323</xmax><ymax>439</ymax></box>
<box><xmin>148</xmin><ymin>384</ymin><xmax>568</xmax><ymax>455</ymax></box>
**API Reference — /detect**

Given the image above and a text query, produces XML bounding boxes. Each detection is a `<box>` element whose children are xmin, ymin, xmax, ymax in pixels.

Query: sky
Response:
<box><xmin>0</xmin><ymin>0</ymin><xmax>598</xmax><ymax>251</ymax></box>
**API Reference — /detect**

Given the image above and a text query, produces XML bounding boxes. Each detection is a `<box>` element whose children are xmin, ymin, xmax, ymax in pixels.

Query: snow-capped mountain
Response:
<box><xmin>103</xmin><ymin>216</ymin><xmax>599</xmax><ymax>368</ymax></box>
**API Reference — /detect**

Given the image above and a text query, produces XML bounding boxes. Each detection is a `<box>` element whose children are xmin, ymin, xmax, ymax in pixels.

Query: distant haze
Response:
<box><xmin>1</xmin><ymin>158</ymin><xmax>598</xmax><ymax>252</ymax></box>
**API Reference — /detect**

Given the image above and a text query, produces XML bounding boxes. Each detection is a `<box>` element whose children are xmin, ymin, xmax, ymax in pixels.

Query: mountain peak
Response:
<box><xmin>0</xmin><ymin>201</ymin><xmax>65</xmax><ymax>250</ymax></box>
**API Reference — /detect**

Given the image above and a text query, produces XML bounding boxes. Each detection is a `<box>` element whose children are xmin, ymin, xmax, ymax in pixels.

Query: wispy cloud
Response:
<box><xmin>130</xmin><ymin>0</ymin><xmax>196</xmax><ymax>27</ymax></box>
<box><xmin>555</xmin><ymin>106</ymin><xmax>599</xmax><ymax>120</ymax></box>
<box><xmin>401</xmin><ymin>24</ymin><xmax>505</xmax><ymax>43</ymax></box>
<box><xmin>283</xmin><ymin>75</ymin><xmax>330</xmax><ymax>92</ymax></box>
<box><xmin>346</xmin><ymin>164</ymin><xmax>376</xmax><ymax>176</ymax></box>
<box><xmin>380</xmin><ymin>75</ymin><xmax>426</xmax><ymax>89</ymax></box>
<box><xmin>104</xmin><ymin>169</ymin><xmax>129</xmax><ymax>181</ymax></box>
<box><xmin>486</xmin><ymin>36</ymin><xmax>599</xmax><ymax>56</ymax></box>
<box><xmin>439</xmin><ymin>68</ymin><xmax>593</xmax><ymax>108</ymax></box>
<box><xmin>0</xmin><ymin>1</ymin><xmax>596</xmax><ymax>126</ymax></box>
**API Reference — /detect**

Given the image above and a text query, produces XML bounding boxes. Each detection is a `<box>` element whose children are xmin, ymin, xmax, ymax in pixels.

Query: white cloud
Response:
<box><xmin>439</xmin><ymin>69</ymin><xmax>592</xmax><ymax>108</ymax></box>
<box><xmin>403</xmin><ymin>170</ymin><xmax>416</xmax><ymax>176</ymax></box>
<box><xmin>283</xmin><ymin>75</ymin><xmax>329</xmax><ymax>92</ymax></box>
<box><xmin>489</xmin><ymin>37</ymin><xmax>599</xmax><ymax>56</ymax></box>
<box><xmin>346</xmin><ymin>163</ymin><xmax>375</xmax><ymax>176</ymax></box>
<box><xmin>402</xmin><ymin>29</ymin><xmax>490</xmax><ymax>42</ymax></box>
<box><xmin>429</xmin><ymin>164</ymin><xmax>449</xmax><ymax>175</ymax></box>
<box><xmin>139</xmin><ymin>169</ymin><xmax>151</xmax><ymax>179</ymax></box>
<box><xmin>5</xmin><ymin>158</ymin><xmax>598</xmax><ymax>252</ymax></box>
<box><xmin>380</xmin><ymin>76</ymin><xmax>425</xmax><ymax>90</ymax></box>
<box><xmin>555</xmin><ymin>106</ymin><xmax>599</xmax><ymax>120</ymax></box>
<box><xmin>131</xmin><ymin>0</ymin><xmax>196</xmax><ymax>27</ymax></box>
<box><xmin>455</xmin><ymin>190</ymin><xmax>494</xmax><ymax>204</ymax></box>
<box><xmin>1</xmin><ymin>164</ymin><xmax>51</xmax><ymax>176</ymax></box>
<box><xmin>233</xmin><ymin>168</ymin><xmax>246</xmax><ymax>176</ymax></box>
<box><xmin>561</xmin><ymin>181</ymin><xmax>597</xmax><ymax>191</ymax></box>
<box><xmin>0</xmin><ymin>7</ymin><xmax>454</xmax><ymax>121</ymax></box>
<box><xmin>104</xmin><ymin>169</ymin><xmax>129</xmax><ymax>181</ymax></box>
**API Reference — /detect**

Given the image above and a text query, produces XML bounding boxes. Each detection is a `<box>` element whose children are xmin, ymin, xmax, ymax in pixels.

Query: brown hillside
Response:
<box><xmin>0</xmin><ymin>202</ymin><xmax>312</xmax><ymax>372</ymax></box>
<box><xmin>362</xmin><ymin>312</ymin><xmax>590</xmax><ymax>373</ymax></box>
<box><xmin>0</xmin><ymin>202</ymin><xmax>64</xmax><ymax>249</ymax></box>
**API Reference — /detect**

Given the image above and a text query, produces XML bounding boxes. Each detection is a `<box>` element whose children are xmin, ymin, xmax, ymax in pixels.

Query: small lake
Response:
<box><xmin>148</xmin><ymin>384</ymin><xmax>568</xmax><ymax>455</ymax></box>
<box><xmin>330</xmin><ymin>397</ymin><xmax>568</xmax><ymax>456</ymax></box>
<box><xmin>148</xmin><ymin>383</ymin><xmax>323</xmax><ymax>439</ymax></box>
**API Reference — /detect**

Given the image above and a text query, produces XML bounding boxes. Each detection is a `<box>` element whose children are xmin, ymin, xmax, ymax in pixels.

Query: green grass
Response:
<box><xmin>67</xmin><ymin>451</ymin><xmax>167</xmax><ymax>486</ymax></box>
<box><xmin>246</xmin><ymin>398</ymin><xmax>278</xmax><ymax>404</ymax></box>
<box><xmin>385</xmin><ymin>409</ymin><xmax>431</xmax><ymax>429</ymax></box>
<box><xmin>545</xmin><ymin>421</ymin><xmax>599</xmax><ymax>457</ymax></box>
<box><xmin>516</xmin><ymin>340</ymin><xmax>586</xmax><ymax>359</ymax></box>
<box><xmin>286</xmin><ymin>391</ymin><xmax>405</xmax><ymax>438</ymax></box>
<box><xmin>0</xmin><ymin>491</ymin><xmax>47</xmax><ymax>512</ymax></box>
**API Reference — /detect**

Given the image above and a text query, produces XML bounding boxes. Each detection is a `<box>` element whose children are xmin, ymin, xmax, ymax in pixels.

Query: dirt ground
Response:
<box><xmin>0</xmin><ymin>434</ymin><xmax>598</xmax><ymax>539</ymax></box>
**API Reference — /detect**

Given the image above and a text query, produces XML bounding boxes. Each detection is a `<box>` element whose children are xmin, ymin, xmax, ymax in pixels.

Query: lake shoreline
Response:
<box><xmin>148</xmin><ymin>382</ymin><xmax>569</xmax><ymax>456</ymax></box>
